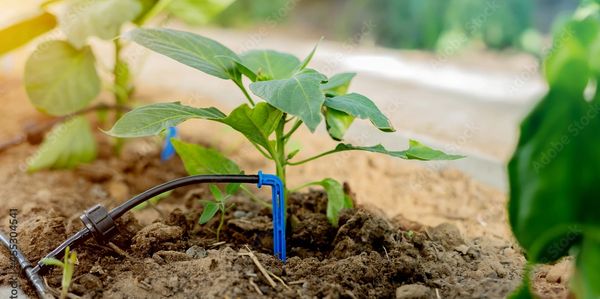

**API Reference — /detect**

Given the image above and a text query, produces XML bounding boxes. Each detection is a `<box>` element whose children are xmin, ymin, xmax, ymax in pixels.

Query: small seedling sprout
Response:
<box><xmin>41</xmin><ymin>246</ymin><xmax>78</xmax><ymax>299</ymax></box>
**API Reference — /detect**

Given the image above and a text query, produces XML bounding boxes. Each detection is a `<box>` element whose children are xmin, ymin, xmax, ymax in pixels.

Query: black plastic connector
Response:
<box><xmin>80</xmin><ymin>204</ymin><xmax>117</xmax><ymax>244</ymax></box>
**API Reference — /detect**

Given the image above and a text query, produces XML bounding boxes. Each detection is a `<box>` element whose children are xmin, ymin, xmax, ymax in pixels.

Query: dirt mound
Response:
<box><xmin>2</xmin><ymin>184</ymin><xmax>525</xmax><ymax>298</ymax></box>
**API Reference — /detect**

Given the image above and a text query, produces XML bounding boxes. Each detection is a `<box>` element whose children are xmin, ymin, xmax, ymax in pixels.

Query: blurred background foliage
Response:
<box><xmin>203</xmin><ymin>0</ymin><xmax>580</xmax><ymax>56</ymax></box>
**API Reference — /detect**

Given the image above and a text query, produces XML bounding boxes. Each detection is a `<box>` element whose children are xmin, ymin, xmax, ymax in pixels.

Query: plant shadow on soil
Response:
<box><xmin>0</xmin><ymin>141</ymin><xmax>525</xmax><ymax>299</ymax></box>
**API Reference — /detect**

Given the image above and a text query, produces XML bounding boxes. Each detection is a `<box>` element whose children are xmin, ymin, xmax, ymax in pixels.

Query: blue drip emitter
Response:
<box><xmin>161</xmin><ymin>127</ymin><xmax>178</xmax><ymax>161</ymax></box>
<box><xmin>257</xmin><ymin>170</ymin><xmax>286</xmax><ymax>262</ymax></box>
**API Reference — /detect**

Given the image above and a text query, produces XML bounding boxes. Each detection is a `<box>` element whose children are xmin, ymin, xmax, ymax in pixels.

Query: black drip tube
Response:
<box><xmin>1</xmin><ymin>174</ymin><xmax>260</xmax><ymax>298</ymax></box>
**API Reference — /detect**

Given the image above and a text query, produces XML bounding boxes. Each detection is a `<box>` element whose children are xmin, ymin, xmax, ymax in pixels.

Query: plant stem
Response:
<box><xmin>234</xmin><ymin>79</ymin><xmax>256</xmax><ymax>106</ymax></box>
<box><xmin>216</xmin><ymin>211</ymin><xmax>225</xmax><ymax>242</ymax></box>
<box><xmin>287</xmin><ymin>149</ymin><xmax>338</xmax><ymax>166</ymax></box>
<box><xmin>250</xmin><ymin>141</ymin><xmax>272</xmax><ymax>160</ymax></box>
<box><xmin>289</xmin><ymin>181</ymin><xmax>318</xmax><ymax>193</ymax></box>
<box><xmin>240</xmin><ymin>186</ymin><xmax>272</xmax><ymax>208</ymax></box>
<box><xmin>283</xmin><ymin>119</ymin><xmax>302</xmax><ymax>142</ymax></box>
<box><xmin>275</xmin><ymin>114</ymin><xmax>287</xmax><ymax>186</ymax></box>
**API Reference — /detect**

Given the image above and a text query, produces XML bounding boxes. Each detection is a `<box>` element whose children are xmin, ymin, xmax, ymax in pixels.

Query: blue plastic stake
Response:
<box><xmin>257</xmin><ymin>171</ymin><xmax>286</xmax><ymax>262</ymax></box>
<box><xmin>161</xmin><ymin>127</ymin><xmax>178</xmax><ymax>161</ymax></box>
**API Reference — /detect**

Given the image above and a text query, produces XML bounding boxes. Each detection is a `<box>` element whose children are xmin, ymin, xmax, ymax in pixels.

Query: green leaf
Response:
<box><xmin>250</xmin><ymin>69</ymin><xmax>327</xmax><ymax>132</ymax></box>
<box><xmin>60</xmin><ymin>0</ymin><xmax>142</xmax><ymax>48</ymax></box>
<box><xmin>325</xmin><ymin>108</ymin><xmax>354</xmax><ymax>141</ymax></box>
<box><xmin>297</xmin><ymin>39</ymin><xmax>321</xmax><ymax>71</ymax></box>
<box><xmin>167</xmin><ymin>0</ymin><xmax>235</xmax><ymax>25</ymax></box>
<box><xmin>544</xmin><ymin>19</ymin><xmax>598</xmax><ymax>95</ymax></box>
<box><xmin>334</xmin><ymin>140</ymin><xmax>464</xmax><ymax>161</ymax></box>
<box><xmin>239</xmin><ymin>50</ymin><xmax>300</xmax><ymax>81</ymax></box>
<box><xmin>572</xmin><ymin>234</ymin><xmax>600</xmax><ymax>299</ymax></box>
<box><xmin>321</xmin><ymin>72</ymin><xmax>356</xmax><ymax>96</ymax></box>
<box><xmin>25</xmin><ymin>40</ymin><xmax>100</xmax><ymax>116</ymax></box>
<box><xmin>324</xmin><ymin>93</ymin><xmax>395</xmax><ymax>132</ymax></box>
<box><xmin>209</xmin><ymin>184</ymin><xmax>224</xmax><ymax>201</ymax></box>
<box><xmin>0</xmin><ymin>12</ymin><xmax>57</xmax><ymax>55</ymax></box>
<box><xmin>172</xmin><ymin>139</ymin><xmax>241</xmax><ymax>175</ymax></box>
<box><xmin>27</xmin><ymin>117</ymin><xmax>97</xmax><ymax>172</ymax></box>
<box><xmin>314</xmin><ymin>178</ymin><xmax>353</xmax><ymax>227</ymax></box>
<box><xmin>126</xmin><ymin>28</ymin><xmax>240</xmax><ymax>80</ymax></box>
<box><xmin>220</xmin><ymin>103</ymin><xmax>283</xmax><ymax>150</ymax></box>
<box><xmin>106</xmin><ymin>102</ymin><xmax>225</xmax><ymax>138</ymax></box>
<box><xmin>40</xmin><ymin>258</ymin><xmax>64</xmax><ymax>268</ymax></box>
<box><xmin>199</xmin><ymin>201</ymin><xmax>219</xmax><ymax>224</ymax></box>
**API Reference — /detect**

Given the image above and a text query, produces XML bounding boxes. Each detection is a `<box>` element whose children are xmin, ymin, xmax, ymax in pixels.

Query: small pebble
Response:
<box><xmin>233</xmin><ymin>210</ymin><xmax>248</xmax><ymax>219</ymax></box>
<box><xmin>186</xmin><ymin>245</ymin><xmax>207</xmax><ymax>259</ymax></box>
<box><xmin>396</xmin><ymin>284</ymin><xmax>433</xmax><ymax>299</ymax></box>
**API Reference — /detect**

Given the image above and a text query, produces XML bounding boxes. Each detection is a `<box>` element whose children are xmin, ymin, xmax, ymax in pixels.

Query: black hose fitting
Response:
<box><xmin>80</xmin><ymin>205</ymin><xmax>116</xmax><ymax>244</ymax></box>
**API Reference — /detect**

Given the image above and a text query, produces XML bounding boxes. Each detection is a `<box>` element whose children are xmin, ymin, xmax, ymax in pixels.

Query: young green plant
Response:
<box><xmin>0</xmin><ymin>0</ymin><xmax>236</xmax><ymax>171</ymax></box>
<box><xmin>199</xmin><ymin>184</ymin><xmax>238</xmax><ymax>242</ymax></box>
<box><xmin>40</xmin><ymin>247</ymin><xmax>77</xmax><ymax>299</ymax></box>
<box><xmin>107</xmin><ymin>28</ymin><xmax>463</xmax><ymax>226</ymax></box>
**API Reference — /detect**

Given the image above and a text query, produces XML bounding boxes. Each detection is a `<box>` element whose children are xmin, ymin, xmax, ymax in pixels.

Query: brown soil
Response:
<box><xmin>0</xmin><ymin>77</ymin><xmax>568</xmax><ymax>298</ymax></box>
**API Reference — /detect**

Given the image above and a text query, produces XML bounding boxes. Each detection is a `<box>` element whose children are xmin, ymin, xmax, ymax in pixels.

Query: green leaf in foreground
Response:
<box><xmin>27</xmin><ymin>117</ymin><xmax>97</xmax><ymax>172</ymax></box>
<box><xmin>25</xmin><ymin>40</ymin><xmax>100</xmax><ymax>116</ymax></box>
<box><xmin>172</xmin><ymin>139</ymin><xmax>241</xmax><ymax>175</ymax></box>
<box><xmin>106</xmin><ymin>102</ymin><xmax>226</xmax><ymax>138</ymax></box>
<box><xmin>199</xmin><ymin>201</ymin><xmax>219</xmax><ymax>224</ymax></box>
<box><xmin>221</xmin><ymin>103</ymin><xmax>283</xmax><ymax>150</ymax></box>
<box><xmin>126</xmin><ymin>28</ymin><xmax>240</xmax><ymax>80</ymax></box>
<box><xmin>0</xmin><ymin>12</ymin><xmax>57</xmax><ymax>55</ymax></box>
<box><xmin>334</xmin><ymin>140</ymin><xmax>464</xmax><ymax>161</ymax></box>
<box><xmin>250</xmin><ymin>69</ymin><xmax>327</xmax><ymax>132</ymax></box>
<box><xmin>60</xmin><ymin>0</ymin><xmax>142</xmax><ymax>48</ymax></box>
<box><xmin>321</xmin><ymin>72</ymin><xmax>356</xmax><ymax>96</ymax></box>
<box><xmin>239</xmin><ymin>50</ymin><xmax>300</xmax><ymax>81</ymax></box>
<box><xmin>324</xmin><ymin>93</ymin><xmax>395</xmax><ymax>132</ymax></box>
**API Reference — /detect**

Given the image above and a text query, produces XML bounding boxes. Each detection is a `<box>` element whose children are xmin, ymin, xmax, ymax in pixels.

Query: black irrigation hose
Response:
<box><xmin>0</xmin><ymin>232</ymin><xmax>50</xmax><ymax>298</ymax></box>
<box><xmin>1</xmin><ymin>174</ymin><xmax>261</xmax><ymax>298</ymax></box>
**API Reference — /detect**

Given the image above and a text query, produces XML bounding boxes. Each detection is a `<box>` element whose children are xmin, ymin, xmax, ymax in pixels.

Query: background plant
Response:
<box><xmin>41</xmin><ymin>246</ymin><xmax>77</xmax><ymax>299</ymax></box>
<box><xmin>107</xmin><ymin>27</ymin><xmax>463</xmax><ymax>226</ymax></box>
<box><xmin>0</xmin><ymin>0</ymin><xmax>236</xmax><ymax>171</ymax></box>
<box><xmin>508</xmin><ymin>1</ymin><xmax>600</xmax><ymax>297</ymax></box>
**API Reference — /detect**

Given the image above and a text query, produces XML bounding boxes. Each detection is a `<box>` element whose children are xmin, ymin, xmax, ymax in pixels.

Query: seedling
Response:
<box><xmin>107</xmin><ymin>28</ymin><xmax>463</xmax><ymax>226</ymax></box>
<box><xmin>0</xmin><ymin>0</ymin><xmax>236</xmax><ymax>171</ymax></box>
<box><xmin>199</xmin><ymin>185</ymin><xmax>238</xmax><ymax>242</ymax></box>
<box><xmin>40</xmin><ymin>247</ymin><xmax>77</xmax><ymax>299</ymax></box>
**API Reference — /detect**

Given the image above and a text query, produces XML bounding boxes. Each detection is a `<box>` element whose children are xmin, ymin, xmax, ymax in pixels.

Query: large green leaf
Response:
<box><xmin>106</xmin><ymin>102</ymin><xmax>226</xmax><ymax>137</ymax></box>
<box><xmin>333</xmin><ymin>140</ymin><xmax>464</xmax><ymax>161</ymax></box>
<box><xmin>221</xmin><ymin>103</ymin><xmax>283</xmax><ymax>150</ymax></box>
<box><xmin>250</xmin><ymin>69</ymin><xmax>327</xmax><ymax>132</ymax></box>
<box><xmin>27</xmin><ymin>117</ymin><xmax>97</xmax><ymax>172</ymax></box>
<box><xmin>126</xmin><ymin>28</ymin><xmax>240</xmax><ymax>80</ymax></box>
<box><xmin>25</xmin><ymin>40</ymin><xmax>100</xmax><ymax>116</ymax></box>
<box><xmin>60</xmin><ymin>0</ymin><xmax>142</xmax><ymax>48</ymax></box>
<box><xmin>321</xmin><ymin>72</ymin><xmax>356</xmax><ymax>96</ymax></box>
<box><xmin>325</xmin><ymin>108</ymin><xmax>354</xmax><ymax>141</ymax></box>
<box><xmin>573</xmin><ymin>235</ymin><xmax>600</xmax><ymax>299</ymax></box>
<box><xmin>316</xmin><ymin>178</ymin><xmax>353</xmax><ymax>227</ymax></box>
<box><xmin>0</xmin><ymin>12</ymin><xmax>57</xmax><ymax>55</ymax></box>
<box><xmin>239</xmin><ymin>50</ymin><xmax>300</xmax><ymax>81</ymax></box>
<box><xmin>324</xmin><ymin>93</ymin><xmax>395</xmax><ymax>132</ymax></box>
<box><xmin>168</xmin><ymin>0</ymin><xmax>235</xmax><ymax>25</ymax></box>
<box><xmin>172</xmin><ymin>139</ymin><xmax>240</xmax><ymax>175</ymax></box>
